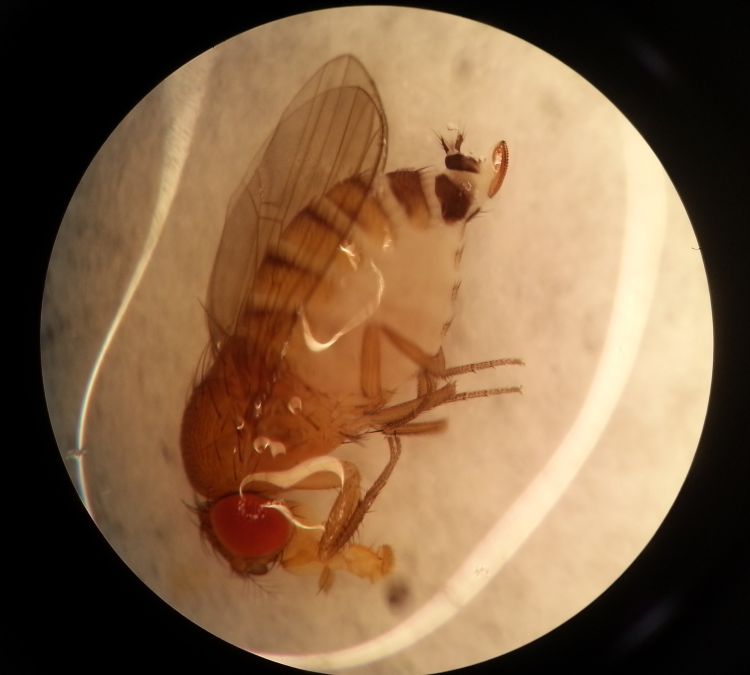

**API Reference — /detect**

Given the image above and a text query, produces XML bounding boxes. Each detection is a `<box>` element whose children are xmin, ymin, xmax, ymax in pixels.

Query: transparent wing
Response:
<box><xmin>207</xmin><ymin>55</ymin><xmax>387</xmax><ymax>358</ymax></box>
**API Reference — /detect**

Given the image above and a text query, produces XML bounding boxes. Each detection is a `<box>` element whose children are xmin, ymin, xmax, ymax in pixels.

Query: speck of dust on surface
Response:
<box><xmin>385</xmin><ymin>577</ymin><xmax>412</xmax><ymax>611</ymax></box>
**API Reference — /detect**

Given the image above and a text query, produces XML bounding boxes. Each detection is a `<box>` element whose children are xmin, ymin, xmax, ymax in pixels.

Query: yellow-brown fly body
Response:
<box><xmin>180</xmin><ymin>55</ymin><xmax>521</xmax><ymax>591</ymax></box>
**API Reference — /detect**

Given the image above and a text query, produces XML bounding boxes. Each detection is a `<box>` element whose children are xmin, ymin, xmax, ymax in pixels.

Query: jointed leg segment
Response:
<box><xmin>353</xmin><ymin>321</ymin><xmax>524</xmax><ymax>436</ymax></box>
<box><xmin>318</xmin><ymin>435</ymin><xmax>402</xmax><ymax>561</ymax></box>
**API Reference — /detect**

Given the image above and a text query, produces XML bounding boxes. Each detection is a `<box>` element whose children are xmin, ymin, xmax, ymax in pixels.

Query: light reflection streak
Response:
<box><xmin>300</xmin><ymin>260</ymin><xmax>385</xmax><ymax>353</ymax></box>
<box><xmin>68</xmin><ymin>56</ymin><xmax>214</xmax><ymax>515</ymax></box>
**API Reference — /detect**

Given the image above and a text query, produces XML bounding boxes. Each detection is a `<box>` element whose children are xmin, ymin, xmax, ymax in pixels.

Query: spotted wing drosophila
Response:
<box><xmin>180</xmin><ymin>55</ymin><xmax>521</xmax><ymax>591</ymax></box>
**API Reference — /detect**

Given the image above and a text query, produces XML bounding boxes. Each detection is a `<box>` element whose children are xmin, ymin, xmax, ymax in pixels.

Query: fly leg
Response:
<box><xmin>361</xmin><ymin>322</ymin><xmax>448</xmax><ymax>405</ymax></box>
<box><xmin>360</xmin><ymin>322</ymin><xmax>387</xmax><ymax>408</ymax></box>
<box><xmin>359</xmin><ymin>321</ymin><xmax>451</xmax><ymax>417</ymax></box>
<box><xmin>380</xmin><ymin>323</ymin><xmax>524</xmax><ymax>380</ymax></box>
<box><xmin>350</xmin><ymin>323</ymin><xmax>523</xmax><ymax>433</ymax></box>
<box><xmin>318</xmin><ymin>435</ymin><xmax>402</xmax><ymax>561</ymax></box>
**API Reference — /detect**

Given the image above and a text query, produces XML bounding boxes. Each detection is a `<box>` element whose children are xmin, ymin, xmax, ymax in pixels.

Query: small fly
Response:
<box><xmin>180</xmin><ymin>55</ymin><xmax>522</xmax><ymax>592</ymax></box>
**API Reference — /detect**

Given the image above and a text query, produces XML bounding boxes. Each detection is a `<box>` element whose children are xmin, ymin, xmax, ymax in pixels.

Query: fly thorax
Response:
<box><xmin>251</xmin><ymin>395</ymin><xmax>297</xmax><ymax>459</ymax></box>
<box><xmin>250</xmin><ymin>373</ymin><xmax>341</xmax><ymax>463</ymax></box>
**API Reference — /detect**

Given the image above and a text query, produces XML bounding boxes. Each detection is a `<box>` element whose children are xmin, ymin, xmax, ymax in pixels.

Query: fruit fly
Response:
<box><xmin>180</xmin><ymin>54</ymin><xmax>522</xmax><ymax>592</ymax></box>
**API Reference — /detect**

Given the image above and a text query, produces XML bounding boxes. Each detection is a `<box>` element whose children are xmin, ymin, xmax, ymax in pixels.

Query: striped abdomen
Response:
<box><xmin>279</xmin><ymin>154</ymin><xmax>495</xmax><ymax>401</ymax></box>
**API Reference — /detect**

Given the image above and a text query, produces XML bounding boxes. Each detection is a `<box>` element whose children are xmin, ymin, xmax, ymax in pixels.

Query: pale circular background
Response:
<box><xmin>41</xmin><ymin>7</ymin><xmax>712</xmax><ymax>674</ymax></box>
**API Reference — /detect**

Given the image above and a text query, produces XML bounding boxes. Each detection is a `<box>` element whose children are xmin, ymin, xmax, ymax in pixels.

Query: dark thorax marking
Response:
<box><xmin>434</xmin><ymin>174</ymin><xmax>471</xmax><ymax>223</ymax></box>
<box><xmin>445</xmin><ymin>153</ymin><xmax>480</xmax><ymax>173</ymax></box>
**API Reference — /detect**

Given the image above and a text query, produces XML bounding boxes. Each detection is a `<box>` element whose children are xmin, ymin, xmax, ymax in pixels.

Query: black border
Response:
<box><xmin>9</xmin><ymin>3</ymin><xmax>749</xmax><ymax>673</ymax></box>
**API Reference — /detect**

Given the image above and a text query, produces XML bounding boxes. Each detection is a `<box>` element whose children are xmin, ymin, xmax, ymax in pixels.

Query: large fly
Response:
<box><xmin>180</xmin><ymin>55</ymin><xmax>522</xmax><ymax>592</ymax></box>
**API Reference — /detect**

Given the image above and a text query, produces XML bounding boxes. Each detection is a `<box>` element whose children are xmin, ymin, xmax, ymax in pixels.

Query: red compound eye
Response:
<box><xmin>209</xmin><ymin>494</ymin><xmax>292</xmax><ymax>559</ymax></box>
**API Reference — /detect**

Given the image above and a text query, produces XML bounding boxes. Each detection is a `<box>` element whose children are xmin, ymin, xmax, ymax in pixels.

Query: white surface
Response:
<box><xmin>41</xmin><ymin>7</ymin><xmax>712</xmax><ymax>674</ymax></box>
